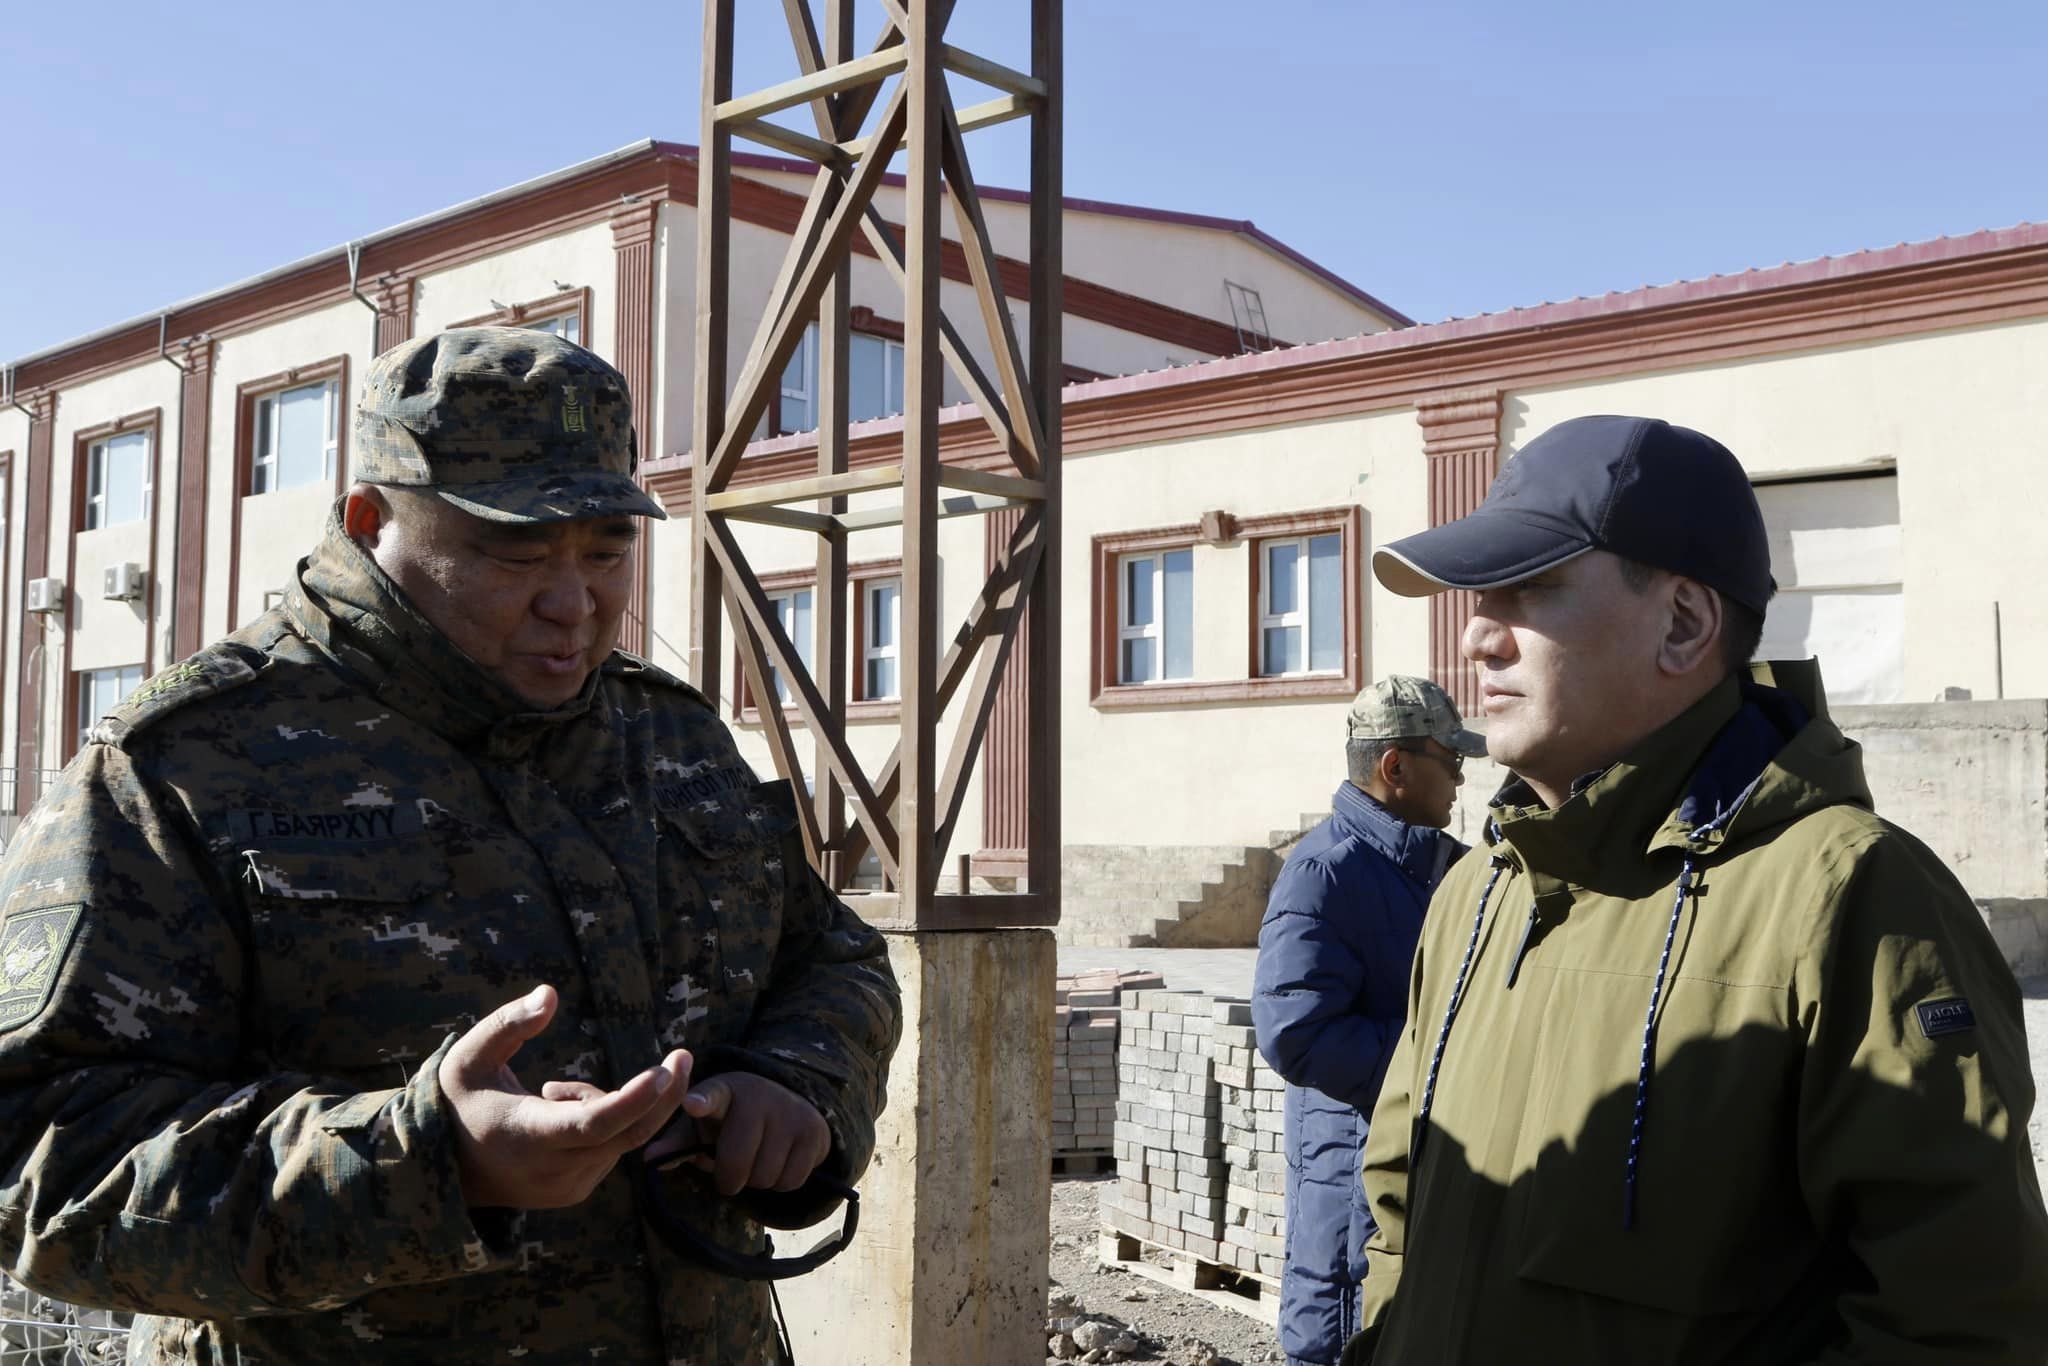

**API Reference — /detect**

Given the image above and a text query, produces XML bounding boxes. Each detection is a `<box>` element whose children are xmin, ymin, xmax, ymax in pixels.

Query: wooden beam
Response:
<box><xmin>835</xmin><ymin>492</ymin><xmax>1024</xmax><ymax>535</ymax></box>
<box><xmin>853</xmin><ymin>892</ymin><xmax>1059</xmax><ymax>932</ymax></box>
<box><xmin>704</xmin><ymin>464</ymin><xmax>904</xmax><ymax>512</ymax></box>
<box><xmin>705</xmin><ymin>519</ymin><xmax>901</xmax><ymax>884</ymax></box>
<box><xmin>857</xmin><ymin>207</ymin><xmax>1035</xmax><ymax>475</ymax></box>
<box><xmin>725</xmin><ymin>578</ymin><xmax>826</xmax><ymax>865</ymax></box>
<box><xmin>940</xmin><ymin>87</ymin><xmax>1050</xmax><ymax>475</ymax></box>
<box><xmin>935</xmin><ymin>464</ymin><xmax>1044</xmax><ymax>505</ymax></box>
<box><xmin>834</xmin><ymin>511</ymin><xmax>1043</xmax><ymax>878</ymax></box>
<box><xmin>958</xmin><ymin>92</ymin><xmax>1037</xmax><ymax>136</ymax></box>
<box><xmin>691</xmin><ymin>0</ymin><xmax>734</xmax><ymax>708</ymax></box>
<box><xmin>716</xmin><ymin>504</ymin><xmax>842</xmax><ymax>536</ymax></box>
<box><xmin>730</xmin><ymin>118</ymin><xmax>849</xmax><ymax>168</ymax></box>
<box><xmin>713</xmin><ymin>47</ymin><xmax>908</xmax><ymax>126</ymax></box>
<box><xmin>940</xmin><ymin>43</ymin><xmax>1046</xmax><ymax>100</ymax></box>
<box><xmin>1027</xmin><ymin>0</ymin><xmax>1065</xmax><ymax>915</ymax></box>
<box><xmin>779</xmin><ymin>0</ymin><xmax>835</xmax><ymax>139</ymax></box>
<box><xmin>897</xmin><ymin>0</ymin><xmax>946</xmax><ymax>909</ymax></box>
<box><xmin>706</xmin><ymin>86</ymin><xmax>909</xmax><ymax>492</ymax></box>
<box><xmin>814</xmin><ymin>0</ymin><xmax>856</xmax><ymax>889</ymax></box>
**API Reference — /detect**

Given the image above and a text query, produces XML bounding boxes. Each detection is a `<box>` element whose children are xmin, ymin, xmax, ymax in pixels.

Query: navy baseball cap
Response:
<box><xmin>1373</xmin><ymin>415</ymin><xmax>1775</xmax><ymax>614</ymax></box>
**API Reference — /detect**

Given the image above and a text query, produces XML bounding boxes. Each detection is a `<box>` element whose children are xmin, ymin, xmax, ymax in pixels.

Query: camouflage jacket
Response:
<box><xmin>0</xmin><ymin>520</ymin><xmax>902</xmax><ymax>1364</ymax></box>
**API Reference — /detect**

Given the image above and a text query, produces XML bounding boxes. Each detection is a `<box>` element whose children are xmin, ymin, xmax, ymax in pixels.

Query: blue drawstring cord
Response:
<box><xmin>1622</xmin><ymin>855</ymin><xmax>1697</xmax><ymax>1230</ymax></box>
<box><xmin>1413</xmin><ymin>852</ymin><xmax>1512</xmax><ymax>1160</ymax></box>
<box><xmin>1623</xmin><ymin>796</ymin><xmax>1748</xmax><ymax>1231</ymax></box>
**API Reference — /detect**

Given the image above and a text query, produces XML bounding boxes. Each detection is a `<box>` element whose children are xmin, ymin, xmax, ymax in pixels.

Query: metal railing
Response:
<box><xmin>0</xmin><ymin>1274</ymin><xmax>128</xmax><ymax>1364</ymax></box>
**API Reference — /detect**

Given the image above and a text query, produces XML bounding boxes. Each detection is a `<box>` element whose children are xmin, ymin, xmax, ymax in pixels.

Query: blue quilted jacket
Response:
<box><xmin>1252</xmin><ymin>782</ymin><xmax>1463</xmax><ymax>1366</ymax></box>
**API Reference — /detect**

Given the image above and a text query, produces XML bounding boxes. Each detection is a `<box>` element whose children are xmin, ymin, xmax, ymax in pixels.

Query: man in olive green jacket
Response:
<box><xmin>1352</xmin><ymin>415</ymin><xmax>2048</xmax><ymax>1364</ymax></box>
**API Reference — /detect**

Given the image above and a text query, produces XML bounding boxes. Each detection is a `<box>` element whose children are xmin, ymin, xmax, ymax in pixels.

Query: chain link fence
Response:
<box><xmin>0</xmin><ymin>1273</ymin><xmax>128</xmax><ymax>1364</ymax></box>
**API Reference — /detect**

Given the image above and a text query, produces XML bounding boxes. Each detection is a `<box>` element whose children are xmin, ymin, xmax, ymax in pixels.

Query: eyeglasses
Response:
<box><xmin>1396</xmin><ymin>742</ymin><xmax>1463</xmax><ymax>778</ymax></box>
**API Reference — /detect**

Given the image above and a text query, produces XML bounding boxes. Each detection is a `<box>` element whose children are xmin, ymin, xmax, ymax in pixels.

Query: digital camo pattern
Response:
<box><xmin>1345</xmin><ymin>675</ymin><xmax>1487</xmax><ymax>757</ymax></box>
<box><xmin>0</xmin><ymin>517</ymin><xmax>901</xmax><ymax>1364</ymax></box>
<box><xmin>354</xmin><ymin>327</ymin><xmax>666</xmax><ymax>524</ymax></box>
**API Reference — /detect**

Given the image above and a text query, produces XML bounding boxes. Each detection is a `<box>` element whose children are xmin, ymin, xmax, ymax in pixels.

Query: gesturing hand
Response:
<box><xmin>644</xmin><ymin>1071</ymin><xmax>832</xmax><ymax>1197</ymax></box>
<box><xmin>438</xmin><ymin>984</ymin><xmax>690</xmax><ymax>1210</ymax></box>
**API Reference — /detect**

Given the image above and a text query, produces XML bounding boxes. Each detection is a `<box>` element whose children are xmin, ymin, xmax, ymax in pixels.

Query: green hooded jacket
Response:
<box><xmin>0</xmin><ymin>516</ymin><xmax>902</xmax><ymax>1364</ymax></box>
<box><xmin>1350</xmin><ymin>663</ymin><xmax>2048</xmax><ymax>1365</ymax></box>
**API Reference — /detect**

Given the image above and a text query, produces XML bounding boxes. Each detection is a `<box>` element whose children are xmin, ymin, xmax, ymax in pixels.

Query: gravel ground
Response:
<box><xmin>1048</xmin><ymin>1174</ymin><xmax>1283</xmax><ymax>1366</ymax></box>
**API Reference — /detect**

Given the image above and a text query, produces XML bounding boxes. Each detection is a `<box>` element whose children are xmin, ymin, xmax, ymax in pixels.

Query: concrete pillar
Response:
<box><xmin>781</xmin><ymin>928</ymin><xmax>1054</xmax><ymax>1364</ymax></box>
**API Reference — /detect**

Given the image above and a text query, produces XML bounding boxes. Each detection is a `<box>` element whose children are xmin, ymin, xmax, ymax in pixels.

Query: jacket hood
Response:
<box><xmin>1486</xmin><ymin>659</ymin><xmax>1872</xmax><ymax>888</ymax></box>
<box><xmin>282</xmin><ymin>504</ymin><xmax>601</xmax><ymax>753</ymax></box>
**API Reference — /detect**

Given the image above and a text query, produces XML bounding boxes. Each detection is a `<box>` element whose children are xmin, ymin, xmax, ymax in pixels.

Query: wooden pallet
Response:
<box><xmin>1052</xmin><ymin>1150</ymin><xmax>1113</xmax><ymax>1175</ymax></box>
<box><xmin>1096</xmin><ymin>1229</ymin><xmax>1279</xmax><ymax>1326</ymax></box>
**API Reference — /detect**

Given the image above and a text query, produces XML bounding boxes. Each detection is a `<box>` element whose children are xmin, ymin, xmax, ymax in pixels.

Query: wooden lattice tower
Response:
<box><xmin>691</xmin><ymin>0</ymin><xmax>1061</xmax><ymax>930</ymax></box>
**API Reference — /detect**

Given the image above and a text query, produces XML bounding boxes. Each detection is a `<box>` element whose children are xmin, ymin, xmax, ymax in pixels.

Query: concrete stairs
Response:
<box><xmin>1058</xmin><ymin>843</ymin><xmax>1285</xmax><ymax>948</ymax></box>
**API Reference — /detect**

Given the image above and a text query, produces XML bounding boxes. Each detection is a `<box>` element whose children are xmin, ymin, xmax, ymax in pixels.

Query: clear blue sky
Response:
<box><xmin>4</xmin><ymin>0</ymin><xmax>2044</xmax><ymax>362</ymax></box>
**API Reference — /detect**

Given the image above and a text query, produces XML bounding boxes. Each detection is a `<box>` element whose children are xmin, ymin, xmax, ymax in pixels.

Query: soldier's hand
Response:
<box><xmin>439</xmin><ymin>984</ymin><xmax>690</xmax><ymax>1210</ymax></box>
<box><xmin>644</xmin><ymin>1072</ymin><xmax>831</xmax><ymax>1197</ymax></box>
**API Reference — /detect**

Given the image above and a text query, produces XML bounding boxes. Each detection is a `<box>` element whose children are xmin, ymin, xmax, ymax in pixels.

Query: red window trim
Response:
<box><xmin>1244</xmin><ymin>506</ymin><xmax>1365</xmax><ymax>687</ymax></box>
<box><xmin>450</xmin><ymin>286</ymin><xmax>593</xmax><ymax>342</ymax></box>
<box><xmin>64</xmin><ymin>407</ymin><xmax>166</xmax><ymax>759</ymax></box>
<box><xmin>732</xmin><ymin>557</ymin><xmax>904</xmax><ymax>725</ymax></box>
<box><xmin>226</xmin><ymin>355</ymin><xmax>351</xmax><ymax>632</ymax></box>
<box><xmin>1089</xmin><ymin>505</ymin><xmax>1364</xmax><ymax>710</ymax></box>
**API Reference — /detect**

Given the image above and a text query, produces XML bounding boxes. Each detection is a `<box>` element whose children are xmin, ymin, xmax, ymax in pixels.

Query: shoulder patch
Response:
<box><xmin>0</xmin><ymin>905</ymin><xmax>84</xmax><ymax>1033</ymax></box>
<box><xmin>93</xmin><ymin>647</ymin><xmax>264</xmax><ymax>748</ymax></box>
<box><xmin>603</xmin><ymin>649</ymin><xmax>714</xmax><ymax>712</ymax></box>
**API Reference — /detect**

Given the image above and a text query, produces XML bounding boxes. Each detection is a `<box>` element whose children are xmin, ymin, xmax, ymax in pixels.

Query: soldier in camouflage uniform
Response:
<box><xmin>0</xmin><ymin>327</ymin><xmax>901</xmax><ymax>1364</ymax></box>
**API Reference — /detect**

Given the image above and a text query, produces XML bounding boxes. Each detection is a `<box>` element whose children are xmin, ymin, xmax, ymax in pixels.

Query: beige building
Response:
<box><xmin>0</xmin><ymin>138</ymin><xmax>1399</xmax><ymax>823</ymax></box>
<box><xmin>6</xmin><ymin>151</ymin><xmax>2046</xmax><ymax>961</ymax></box>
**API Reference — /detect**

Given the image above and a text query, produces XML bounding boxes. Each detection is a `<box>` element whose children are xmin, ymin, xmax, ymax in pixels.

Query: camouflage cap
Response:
<box><xmin>1347</xmin><ymin>675</ymin><xmax>1487</xmax><ymax>758</ymax></box>
<box><xmin>354</xmin><ymin>327</ymin><xmax>668</xmax><ymax>523</ymax></box>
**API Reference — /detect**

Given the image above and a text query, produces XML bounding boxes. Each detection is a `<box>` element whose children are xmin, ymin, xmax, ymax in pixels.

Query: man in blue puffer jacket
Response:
<box><xmin>1253</xmin><ymin>676</ymin><xmax>1482</xmax><ymax>1366</ymax></box>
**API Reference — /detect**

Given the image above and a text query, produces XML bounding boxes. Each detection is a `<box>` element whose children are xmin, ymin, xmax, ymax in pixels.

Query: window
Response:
<box><xmin>861</xmin><ymin>578</ymin><xmax>901</xmax><ymax>700</ymax></box>
<box><xmin>766</xmin><ymin>587</ymin><xmax>814</xmax><ymax>705</ymax></box>
<box><xmin>1753</xmin><ymin>472</ymin><xmax>1903</xmax><ymax>704</ymax></box>
<box><xmin>1117</xmin><ymin>549</ymin><xmax>1193</xmax><ymax>684</ymax></box>
<box><xmin>1091</xmin><ymin>508</ymin><xmax>1361</xmax><ymax>709</ymax></box>
<box><xmin>251</xmin><ymin>378</ymin><xmax>340</xmax><ymax>494</ymax></box>
<box><xmin>84</xmin><ymin>430</ymin><xmax>151</xmax><ymax>530</ymax></box>
<box><xmin>77</xmin><ymin>665</ymin><xmax>143</xmax><ymax>748</ymax></box>
<box><xmin>777</xmin><ymin>325</ymin><xmax>908</xmax><ymax>434</ymax></box>
<box><xmin>524</xmin><ymin>312</ymin><xmax>581</xmax><ymax>346</ymax></box>
<box><xmin>1258</xmin><ymin>533</ymin><xmax>1343</xmax><ymax>676</ymax></box>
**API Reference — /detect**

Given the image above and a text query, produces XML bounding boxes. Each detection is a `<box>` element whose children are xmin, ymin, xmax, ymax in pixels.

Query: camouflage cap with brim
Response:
<box><xmin>356</xmin><ymin>326</ymin><xmax>669</xmax><ymax>523</ymax></box>
<box><xmin>1348</xmin><ymin>674</ymin><xmax>1487</xmax><ymax>758</ymax></box>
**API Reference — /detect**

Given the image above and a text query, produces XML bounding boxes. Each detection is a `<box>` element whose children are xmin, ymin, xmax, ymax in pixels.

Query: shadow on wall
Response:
<box><xmin>1371</xmin><ymin>1019</ymin><xmax>2045</xmax><ymax>1361</ymax></box>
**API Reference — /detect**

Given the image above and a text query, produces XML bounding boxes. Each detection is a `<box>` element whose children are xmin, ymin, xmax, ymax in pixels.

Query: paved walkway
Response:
<box><xmin>1063</xmin><ymin>949</ymin><xmax>2048</xmax><ymax>1180</ymax></box>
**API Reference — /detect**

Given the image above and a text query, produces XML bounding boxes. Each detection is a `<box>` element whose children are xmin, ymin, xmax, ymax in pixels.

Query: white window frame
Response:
<box><xmin>1258</xmin><ymin>533</ymin><xmax>1343</xmax><ymax>678</ymax></box>
<box><xmin>778</xmin><ymin>327</ymin><xmax>817</xmax><ymax>435</ymax></box>
<box><xmin>524</xmin><ymin>312</ymin><xmax>582</xmax><ymax>346</ymax></box>
<box><xmin>84</xmin><ymin>430</ymin><xmax>152</xmax><ymax>531</ymax></box>
<box><xmin>251</xmin><ymin>378</ymin><xmax>341</xmax><ymax>496</ymax></box>
<box><xmin>848</xmin><ymin>331</ymin><xmax>907</xmax><ymax>424</ymax></box>
<box><xmin>766</xmin><ymin>586</ymin><xmax>814</xmax><ymax>707</ymax></box>
<box><xmin>77</xmin><ymin>664</ymin><xmax>144</xmax><ymax>749</ymax></box>
<box><xmin>862</xmin><ymin>577</ymin><xmax>901</xmax><ymax>701</ymax></box>
<box><xmin>778</xmin><ymin>325</ymin><xmax>909</xmax><ymax>435</ymax></box>
<box><xmin>1116</xmin><ymin>550</ymin><xmax>1193</xmax><ymax>685</ymax></box>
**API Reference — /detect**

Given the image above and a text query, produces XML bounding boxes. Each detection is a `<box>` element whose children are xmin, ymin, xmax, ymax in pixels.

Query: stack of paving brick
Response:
<box><xmin>1105</xmin><ymin>991</ymin><xmax>1228</xmax><ymax>1259</ymax></box>
<box><xmin>1214</xmin><ymin>1005</ymin><xmax>1287</xmax><ymax>1281</ymax></box>
<box><xmin>1053</xmin><ymin>970</ymin><xmax>1163</xmax><ymax>1161</ymax></box>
